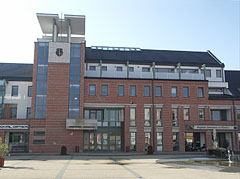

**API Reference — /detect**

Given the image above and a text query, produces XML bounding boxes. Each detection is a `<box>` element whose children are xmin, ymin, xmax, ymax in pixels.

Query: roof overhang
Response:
<box><xmin>37</xmin><ymin>13</ymin><xmax>85</xmax><ymax>35</ymax></box>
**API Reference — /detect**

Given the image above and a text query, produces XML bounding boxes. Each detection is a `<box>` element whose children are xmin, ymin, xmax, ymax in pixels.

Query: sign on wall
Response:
<box><xmin>189</xmin><ymin>125</ymin><xmax>237</xmax><ymax>130</ymax></box>
<box><xmin>0</xmin><ymin>125</ymin><xmax>28</xmax><ymax>130</ymax></box>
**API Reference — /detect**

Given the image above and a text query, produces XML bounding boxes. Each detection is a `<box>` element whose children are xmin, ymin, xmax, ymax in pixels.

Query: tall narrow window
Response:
<box><xmin>89</xmin><ymin>85</ymin><xmax>96</xmax><ymax>96</ymax></box>
<box><xmin>156</xmin><ymin>86</ymin><xmax>162</xmax><ymax>97</ymax></box>
<box><xmin>156</xmin><ymin>108</ymin><xmax>162</xmax><ymax>126</ymax></box>
<box><xmin>157</xmin><ymin>132</ymin><xmax>163</xmax><ymax>152</ymax></box>
<box><xmin>12</xmin><ymin>86</ymin><xmax>18</xmax><ymax>96</ymax></box>
<box><xmin>183</xmin><ymin>87</ymin><xmax>189</xmax><ymax>98</ymax></box>
<box><xmin>26</xmin><ymin>107</ymin><xmax>31</xmax><ymax>119</ymax></box>
<box><xmin>118</xmin><ymin>85</ymin><xmax>124</xmax><ymax>96</ymax></box>
<box><xmin>171</xmin><ymin>87</ymin><xmax>177</xmax><ymax>97</ymax></box>
<box><xmin>144</xmin><ymin>108</ymin><xmax>151</xmax><ymax>126</ymax></box>
<box><xmin>173</xmin><ymin>132</ymin><xmax>179</xmax><ymax>151</ymax></box>
<box><xmin>198</xmin><ymin>87</ymin><xmax>204</xmax><ymax>98</ymax></box>
<box><xmin>216</xmin><ymin>70</ymin><xmax>222</xmax><ymax>78</ymax></box>
<box><xmin>28</xmin><ymin>86</ymin><xmax>32</xmax><ymax>97</ymax></box>
<box><xmin>183</xmin><ymin>108</ymin><xmax>190</xmax><ymax>120</ymax></box>
<box><xmin>172</xmin><ymin>108</ymin><xmax>178</xmax><ymax>126</ymax></box>
<box><xmin>130</xmin><ymin>85</ymin><xmax>136</xmax><ymax>96</ymax></box>
<box><xmin>10</xmin><ymin>107</ymin><xmax>17</xmax><ymax>119</ymax></box>
<box><xmin>199</xmin><ymin>109</ymin><xmax>205</xmax><ymax>120</ymax></box>
<box><xmin>101</xmin><ymin>85</ymin><xmax>108</xmax><ymax>96</ymax></box>
<box><xmin>144</xmin><ymin>132</ymin><xmax>151</xmax><ymax>151</ymax></box>
<box><xmin>144</xmin><ymin>86</ymin><xmax>150</xmax><ymax>96</ymax></box>
<box><xmin>130</xmin><ymin>108</ymin><xmax>136</xmax><ymax>126</ymax></box>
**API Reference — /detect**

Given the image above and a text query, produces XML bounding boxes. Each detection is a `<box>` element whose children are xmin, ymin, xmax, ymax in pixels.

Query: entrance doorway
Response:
<box><xmin>5</xmin><ymin>132</ymin><xmax>28</xmax><ymax>152</ymax></box>
<box><xmin>185</xmin><ymin>132</ymin><xmax>205</xmax><ymax>151</ymax></box>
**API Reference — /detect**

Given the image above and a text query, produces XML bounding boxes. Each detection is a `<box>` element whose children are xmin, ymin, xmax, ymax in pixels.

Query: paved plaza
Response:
<box><xmin>0</xmin><ymin>154</ymin><xmax>239</xmax><ymax>179</ymax></box>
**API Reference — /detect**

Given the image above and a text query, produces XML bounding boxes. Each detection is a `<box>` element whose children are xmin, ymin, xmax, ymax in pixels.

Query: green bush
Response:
<box><xmin>0</xmin><ymin>137</ymin><xmax>9</xmax><ymax>158</ymax></box>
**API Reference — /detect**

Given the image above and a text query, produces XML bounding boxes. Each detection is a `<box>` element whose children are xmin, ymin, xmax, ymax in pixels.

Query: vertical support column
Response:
<box><xmin>124</xmin><ymin>106</ymin><xmax>130</xmax><ymax>152</ymax></box>
<box><xmin>177</xmin><ymin>63</ymin><xmax>181</xmax><ymax>80</ymax></box>
<box><xmin>152</xmin><ymin>62</ymin><xmax>155</xmax><ymax>79</ymax></box>
<box><xmin>67</xmin><ymin>19</ymin><xmax>71</xmax><ymax>43</ymax></box>
<box><xmin>100</xmin><ymin>60</ymin><xmax>102</xmax><ymax>78</ymax></box>
<box><xmin>126</xmin><ymin>61</ymin><xmax>129</xmax><ymax>78</ymax></box>
<box><xmin>178</xmin><ymin>106</ymin><xmax>185</xmax><ymax>152</ymax></box>
<box><xmin>206</xmin><ymin>131</ymin><xmax>212</xmax><ymax>150</ymax></box>
<box><xmin>202</xmin><ymin>64</ymin><xmax>206</xmax><ymax>80</ymax></box>
<box><xmin>52</xmin><ymin>19</ymin><xmax>57</xmax><ymax>42</ymax></box>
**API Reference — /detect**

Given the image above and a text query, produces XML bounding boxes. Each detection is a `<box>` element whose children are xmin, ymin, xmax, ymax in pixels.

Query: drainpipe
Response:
<box><xmin>232</xmin><ymin>98</ymin><xmax>239</xmax><ymax>152</ymax></box>
<box><xmin>100</xmin><ymin>60</ymin><xmax>102</xmax><ymax>77</ymax></box>
<box><xmin>152</xmin><ymin>62</ymin><xmax>155</xmax><ymax>152</ymax></box>
<box><xmin>177</xmin><ymin>63</ymin><xmax>181</xmax><ymax>80</ymax></box>
<box><xmin>127</xmin><ymin>61</ymin><xmax>129</xmax><ymax>78</ymax></box>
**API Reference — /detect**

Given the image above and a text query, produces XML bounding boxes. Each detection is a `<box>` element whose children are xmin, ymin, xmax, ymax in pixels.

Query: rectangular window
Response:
<box><xmin>155</xmin><ymin>68</ymin><xmax>175</xmax><ymax>73</ymax></box>
<box><xmin>34</xmin><ymin>131</ymin><xmax>45</xmax><ymax>136</ymax></box>
<box><xmin>116</xmin><ymin>66</ymin><xmax>123</xmax><ymax>71</ymax></box>
<box><xmin>102</xmin><ymin>66</ymin><xmax>107</xmax><ymax>71</ymax></box>
<box><xmin>144</xmin><ymin>86</ymin><xmax>150</xmax><ymax>96</ymax></box>
<box><xmin>199</xmin><ymin>109</ymin><xmax>205</xmax><ymax>120</ymax></box>
<box><xmin>171</xmin><ymin>87</ymin><xmax>177</xmax><ymax>97</ymax></box>
<box><xmin>142</xmin><ymin>67</ymin><xmax>150</xmax><ymax>72</ymax></box>
<box><xmin>157</xmin><ymin>132</ymin><xmax>163</xmax><ymax>152</ymax></box>
<box><xmin>198</xmin><ymin>87</ymin><xmax>204</xmax><ymax>98</ymax></box>
<box><xmin>130</xmin><ymin>108</ymin><xmax>136</xmax><ymax>126</ymax></box>
<box><xmin>183</xmin><ymin>87</ymin><xmax>189</xmax><ymax>98</ymax></box>
<box><xmin>237</xmin><ymin>109</ymin><xmax>240</xmax><ymax>120</ymax></box>
<box><xmin>129</xmin><ymin>67</ymin><xmax>134</xmax><ymax>72</ymax></box>
<box><xmin>216</xmin><ymin>70</ymin><xmax>222</xmax><ymax>78</ymax></box>
<box><xmin>26</xmin><ymin>107</ymin><xmax>31</xmax><ymax>119</ymax></box>
<box><xmin>89</xmin><ymin>85</ymin><xmax>96</xmax><ymax>96</ymax></box>
<box><xmin>130</xmin><ymin>132</ymin><xmax>136</xmax><ymax>151</ymax></box>
<box><xmin>144</xmin><ymin>108</ymin><xmax>151</xmax><ymax>126</ymax></box>
<box><xmin>118</xmin><ymin>85</ymin><xmax>124</xmax><ymax>96</ymax></box>
<box><xmin>89</xmin><ymin>66</ymin><xmax>96</xmax><ymax>71</ymax></box>
<box><xmin>211</xmin><ymin>110</ymin><xmax>231</xmax><ymax>121</ymax></box>
<box><xmin>12</xmin><ymin>86</ymin><xmax>18</xmax><ymax>96</ymax></box>
<box><xmin>156</xmin><ymin>86</ymin><xmax>162</xmax><ymax>97</ymax></box>
<box><xmin>33</xmin><ymin>140</ymin><xmax>45</xmax><ymax>144</ymax></box>
<box><xmin>173</xmin><ymin>132</ymin><xmax>179</xmax><ymax>151</ymax></box>
<box><xmin>156</xmin><ymin>108</ymin><xmax>162</xmax><ymax>126</ymax></box>
<box><xmin>101</xmin><ymin>85</ymin><xmax>108</xmax><ymax>96</ymax></box>
<box><xmin>183</xmin><ymin>108</ymin><xmax>189</xmax><ymax>120</ymax></box>
<box><xmin>10</xmin><ymin>107</ymin><xmax>17</xmax><ymax>119</ymax></box>
<box><xmin>172</xmin><ymin>108</ymin><xmax>178</xmax><ymax>126</ymax></box>
<box><xmin>130</xmin><ymin>85</ymin><xmax>136</xmax><ymax>96</ymax></box>
<box><xmin>28</xmin><ymin>86</ymin><xmax>32</xmax><ymax>97</ymax></box>
<box><xmin>144</xmin><ymin>132</ymin><xmax>151</xmax><ymax>151</ymax></box>
<box><xmin>201</xmin><ymin>69</ymin><xmax>211</xmax><ymax>77</ymax></box>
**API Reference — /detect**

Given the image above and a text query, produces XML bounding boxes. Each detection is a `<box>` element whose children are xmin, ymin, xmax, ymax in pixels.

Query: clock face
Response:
<box><xmin>56</xmin><ymin>48</ymin><xmax>63</xmax><ymax>57</ymax></box>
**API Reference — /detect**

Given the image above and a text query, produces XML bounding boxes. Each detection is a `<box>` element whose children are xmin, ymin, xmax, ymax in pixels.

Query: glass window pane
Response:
<box><xmin>12</xmin><ymin>86</ymin><xmax>18</xmax><ymax>96</ymax></box>
<box><xmin>198</xmin><ymin>87</ymin><xmax>204</xmax><ymax>97</ymax></box>
<box><xmin>156</xmin><ymin>86</ymin><xmax>162</xmax><ymax>96</ymax></box>
<box><xmin>184</xmin><ymin>109</ymin><xmax>189</xmax><ymax>120</ymax></box>
<box><xmin>118</xmin><ymin>85</ymin><xmax>124</xmax><ymax>96</ymax></box>
<box><xmin>171</xmin><ymin>87</ymin><xmax>177</xmax><ymax>97</ymax></box>
<box><xmin>101</xmin><ymin>85</ymin><xmax>108</xmax><ymax>96</ymax></box>
<box><xmin>89</xmin><ymin>85</ymin><xmax>96</xmax><ymax>96</ymax></box>
<box><xmin>183</xmin><ymin>87</ymin><xmax>189</xmax><ymax>97</ymax></box>
<box><xmin>144</xmin><ymin>86</ymin><xmax>150</xmax><ymax>96</ymax></box>
<box><xmin>130</xmin><ymin>86</ymin><xmax>136</xmax><ymax>96</ymax></box>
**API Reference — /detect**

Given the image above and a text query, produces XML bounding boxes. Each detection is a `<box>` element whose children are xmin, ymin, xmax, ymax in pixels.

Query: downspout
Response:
<box><xmin>152</xmin><ymin>62</ymin><xmax>155</xmax><ymax>152</ymax></box>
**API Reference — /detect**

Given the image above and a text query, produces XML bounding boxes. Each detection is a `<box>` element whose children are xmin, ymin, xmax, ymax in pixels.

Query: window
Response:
<box><xmin>89</xmin><ymin>66</ymin><xmax>96</xmax><ymax>71</ymax></box>
<box><xmin>156</xmin><ymin>86</ymin><xmax>162</xmax><ymax>97</ymax></box>
<box><xmin>33</xmin><ymin>140</ymin><xmax>45</xmax><ymax>144</ymax></box>
<box><xmin>12</xmin><ymin>86</ymin><xmax>18</xmax><ymax>96</ymax></box>
<box><xmin>155</xmin><ymin>68</ymin><xmax>174</xmax><ymax>73</ymax></box>
<box><xmin>118</xmin><ymin>85</ymin><xmax>124</xmax><ymax>96</ymax></box>
<box><xmin>173</xmin><ymin>132</ymin><xmax>179</xmax><ymax>151</ymax></box>
<box><xmin>198</xmin><ymin>87</ymin><xmax>204</xmax><ymax>98</ymax></box>
<box><xmin>129</xmin><ymin>67</ymin><xmax>134</xmax><ymax>72</ymax></box>
<box><xmin>211</xmin><ymin>110</ymin><xmax>231</xmax><ymax>121</ymax></box>
<box><xmin>10</xmin><ymin>107</ymin><xmax>17</xmax><ymax>119</ymax></box>
<box><xmin>34</xmin><ymin>131</ymin><xmax>45</xmax><ymax>136</ymax></box>
<box><xmin>181</xmin><ymin>69</ymin><xmax>198</xmax><ymax>74</ymax></box>
<box><xmin>26</xmin><ymin>107</ymin><xmax>31</xmax><ymax>119</ymax></box>
<box><xmin>144</xmin><ymin>86</ymin><xmax>150</xmax><ymax>96</ymax></box>
<box><xmin>144</xmin><ymin>108</ymin><xmax>151</xmax><ymax>126</ymax></box>
<box><xmin>28</xmin><ymin>86</ymin><xmax>32</xmax><ymax>97</ymax></box>
<box><xmin>101</xmin><ymin>85</ymin><xmax>108</xmax><ymax>96</ymax></box>
<box><xmin>183</xmin><ymin>87</ymin><xmax>189</xmax><ymax>98</ymax></box>
<box><xmin>130</xmin><ymin>108</ymin><xmax>136</xmax><ymax>126</ymax></box>
<box><xmin>102</xmin><ymin>66</ymin><xmax>107</xmax><ymax>71</ymax></box>
<box><xmin>130</xmin><ymin>132</ymin><xmax>136</xmax><ymax>151</ymax></box>
<box><xmin>142</xmin><ymin>67</ymin><xmax>150</xmax><ymax>72</ymax></box>
<box><xmin>237</xmin><ymin>109</ymin><xmax>240</xmax><ymax>120</ymax></box>
<box><xmin>156</xmin><ymin>108</ymin><xmax>162</xmax><ymax>126</ymax></box>
<box><xmin>89</xmin><ymin>85</ymin><xmax>96</xmax><ymax>96</ymax></box>
<box><xmin>130</xmin><ymin>85</ymin><xmax>136</xmax><ymax>96</ymax></box>
<box><xmin>157</xmin><ymin>133</ymin><xmax>163</xmax><ymax>151</ymax></box>
<box><xmin>116</xmin><ymin>66</ymin><xmax>123</xmax><ymax>71</ymax></box>
<box><xmin>183</xmin><ymin>108</ymin><xmax>189</xmax><ymax>120</ymax></box>
<box><xmin>201</xmin><ymin>69</ymin><xmax>211</xmax><ymax>77</ymax></box>
<box><xmin>172</xmin><ymin>108</ymin><xmax>178</xmax><ymax>126</ymax></box>
<box><xmin>216</xmin><ymin>70</ymin><xmax>222</xmax><ymax>78</ymax></box>
<box><xmin>144</xmin><ymin>132</ymin><xmax>151</xmax><ymax>151</ymax></box>
<box><xmin>171</xmin><ymin>87</ymin><xmax>177</xmax><ymax>97</ymax></box>
<box><xmin>199</xmin><ymin>109</ymin><xmax>205</xmax><ymax>120</ymax></box>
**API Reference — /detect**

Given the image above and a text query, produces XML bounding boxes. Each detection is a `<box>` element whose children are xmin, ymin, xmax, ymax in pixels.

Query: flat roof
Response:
<box><xmin>37</xmin><ymin>13</ymin><xmax>85</xmax><ymax>35</ymax></box>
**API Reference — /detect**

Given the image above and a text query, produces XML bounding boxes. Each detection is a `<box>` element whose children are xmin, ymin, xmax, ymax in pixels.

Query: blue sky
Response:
<box><xmin>0</xmin><ymin>0</ymin><xmax>239</xmax><ymax>69</ymax></box>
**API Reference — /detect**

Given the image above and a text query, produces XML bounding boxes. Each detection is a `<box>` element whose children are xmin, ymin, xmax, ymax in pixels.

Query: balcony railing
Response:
<box><xmin>66</xmin><ymin>118</ymin><xmax>97</xmax><ymax>130</ymax></box>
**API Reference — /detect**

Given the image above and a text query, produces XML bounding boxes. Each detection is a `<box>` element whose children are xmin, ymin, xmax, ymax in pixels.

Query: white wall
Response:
<box><xmin>4</xmin><ymin>81</ymin><xmax>32</xmax><ymax>119</ymax></box>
